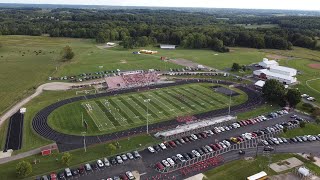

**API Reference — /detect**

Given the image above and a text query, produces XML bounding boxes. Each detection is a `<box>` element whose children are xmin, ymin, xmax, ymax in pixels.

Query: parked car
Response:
<box><xmin>166</xmin><ymin>158</ymin><xmax>175</xmax><ymax>166</ymax></box>
<box><xmin>104</xmin><ymin>158</ymin><xmax>110</xmax><ymax>167</ymax></box>
<box><xmin>125</xmin><ymin>171</ymin><xmax>135</xmax><ymax>180</ymax></box>
<box><xmin>176</xmin><ymin>154</ymin><xmax>186</xmax><ymax>162</ymax></box>
<box><xmin>147</xmin><ymin>146</ymin><xmax>155</xmax><ymax>153</ymax></box>
<box><xmin>192</xmin><ymin>150</ymin><xmax>200</xmax><ymax>157</ymax></box>
<box><xmin>159</xmin><ymin>143</ymin><xmax>167</xmax><ymax>150</ymax></box>
<box><xmin>64</xmin><ymin>168</ymin><xmax>72</xmax><ymax>177</ymax></box>
<box><xmin>85</xmin><ymin>164</ymin><xmax>92</xmax><ymax>171</ymax></box>
<box><xmin>127</xmin><ymin>152</ymin><xmax>134</xmax><ymax>160</ymax></box>
<box><xmin>264</xmin><ymin>146</ymin><xmax>274</xmax><ymax>151</ymax></box>
<box><xmin>78</xmin><ymin>166</ymin><xmax>85</xmax><ymax>175</ymax></box>
<box><xmin>162</xmin><ymin>160</ymin><xmax>170</xmax><ymax>167</ymax></box>
<box><xmin>133</xmin><ymin>151</ymin><xmax>141</xmax><ymax>159</ymax></box>
<box><xmin>116</xmin><ymin>156</ymin><xmax>123</xmax><ymax>164</ymax></box>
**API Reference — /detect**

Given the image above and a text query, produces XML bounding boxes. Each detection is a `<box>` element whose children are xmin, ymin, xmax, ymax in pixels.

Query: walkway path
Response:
<box><xmin>0</xmin><ymin>143</ymin><xmax>56</xmax><ymax>164</ymax></box>
<box><xmin>0</xmin><ymin>80</ymin><xmax>106</xmax><ymax>127</ymax></box>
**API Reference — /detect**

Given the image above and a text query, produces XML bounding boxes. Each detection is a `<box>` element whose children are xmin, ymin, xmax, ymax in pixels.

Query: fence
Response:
<box><xmin>157</xmin><ymin>123</ymin><xmax>300</xmax><ymax>174</ymax></box>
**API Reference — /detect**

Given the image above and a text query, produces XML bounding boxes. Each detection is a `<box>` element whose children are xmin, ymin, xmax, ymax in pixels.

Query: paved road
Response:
<box><xmin>74</xmin><ymin>112</ymin><xmax>312</xmax><ymax>180</ymax></box>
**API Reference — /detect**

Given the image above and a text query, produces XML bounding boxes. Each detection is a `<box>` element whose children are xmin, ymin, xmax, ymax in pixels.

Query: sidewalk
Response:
<box><xmin>0</xmin><ymin>143</ymin><xmax>56</xmax><ymax>165</ymax></box>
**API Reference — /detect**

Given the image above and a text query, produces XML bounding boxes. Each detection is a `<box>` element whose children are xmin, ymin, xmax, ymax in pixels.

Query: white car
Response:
<box><xmin>191</xmin><ymin>134</ymin><xmax>198</xmax><ymax>140</ymax></box>
<box><xmin>219</xmin><ymin>142</ymin><xmax>227</xmax><ymax>148</ymax></box>
<box><xmin>103</xmin><ymin>158</ymin><xmax>110</xmax><ymax>167</ymax></box>
<box><xmin>208</xmin><ymin>130</ymin><xmax>214</xmax><ymax>136</ymax></box>
<box><xmin>205</xmin><ymin>145</ymin><xmax>213</xmax><ymax>152</ymax></box>
<box><xmin>176</xmin><ymin>154</ymin><xmax>186</xmax><ymax>162</ymax></box>
<box><xmin>65</xmin><ymin>168</ymin><xmax>72</xmax><ymax>177</ymax></box>
<box><xmin>97</xmin><ymin>159</ymin><xmax>104</xmax><ymax>168</ymax></box>
<box><xmin>192</xmin><ymin>150</ymin><xmax>200</xmax><ymax>157</ymax></box>
<box><xmin>162</xmin><ymin>160</ymin><xmax>170</xmax><ymax>167</ymax></box>
<box><xmin>159</xmin><ymin>143</ymin><xmax>167</xmax><ymax>150</ymax></box>
<box><xmin>116</xmin><ymin>156</ymin><xmax>123</xmax><ymax>164</ymax></box>
<box><xmin>126</xmin><ymin>171</ymin><xmax>135</xmax><ymax>180</ymax></box>
<box><xmin>219</xmin><ymin>127</ymin><xmax>225</xmax><ymax>132</ymax></box>
<box><xmin>121</xmin><ymin>154</ymin><xmax>128</xmax><ymax>161</ymax></box>
<box><xmin>148</xmin><ymin>146</ymin><xmax>155</xmax><ymax>153</ymax></box>
<box><xmin>166</xmin><ymin>158</ymin><xmax>175</xmax><ymax>166</ymax></box>
<box><xmin>222</xmin><ymin>140</ymin><xmax>231</xmax><ymax>147</ymax></box>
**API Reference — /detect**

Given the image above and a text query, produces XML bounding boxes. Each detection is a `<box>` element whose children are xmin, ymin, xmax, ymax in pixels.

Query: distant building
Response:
<box><xmin>254</xmin><ymin>80</ymin><xmax>265</xmax><ymax>89</ymax></box>
<box><xmin>160</xmin><ymin>44</ymin><xmax>176</xmax><ymax>49</ymax></box>
<box><xmin>258</xmin><ymin>58</ymin><xmax>279</xmax><ymax>68</ymax></box>
<box><xmin>269</xmin><ymin>65</ymin><xmax>297</xmax><ymax>76</ymax></box>
<box><xmin>253</xmin><ymin>69</ymin><xmax>297</xmax><ymax>85</ymax></box>
<box><xmin>107</xmin><ymin>42</ymin><xmax>116</xmax><ymax>46</ymax></box>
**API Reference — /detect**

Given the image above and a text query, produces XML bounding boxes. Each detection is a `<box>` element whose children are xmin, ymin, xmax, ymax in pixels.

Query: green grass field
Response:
<box><xmin>48</xmin><ymin>83</ymin><xmax>247</xmax><ymax>135</ymax></box>
<box><xmin>204</xmin><ymin>153</ymin><xmax>320</xmax><ymax>179</ymax></box>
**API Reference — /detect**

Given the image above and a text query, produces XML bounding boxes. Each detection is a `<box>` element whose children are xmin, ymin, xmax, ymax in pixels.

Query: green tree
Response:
<box><xmin>106</xmin><ymin>143</ymin><xmax>117</xmax><ymax>155</ymax></box>
<box><xmin>231</xmin><ymin>63</ymin><xmax>241</xmax><ymax>71</ymax></box>
<box><xmin>96</xmin><ymin>31</ymin><xmax>108</xmax><ymax>43</ymax></box>
<box><xmin>16</xmin><ymin>161</ymin><xmax>32</xmax><ymax>178</ymax></box>
<box><xmin>300</xmin><ymin>121</ymin><xmax>306</xmax><ymax>128</ymax></box>
<box><xmin>61</xmin><ymin>152</ymin><xmax>72</xmax><ymax>166</ymax></box>
<box><xmin>286</xmin><ymin>89</ymin><xmax>301</xmax><ymax>107</ymax></box>
<box><xmin>61</xmin><ymin>46</ymin><xmax>75</xmax><ymax>61</ymax></box>
<box><xmin>262</xmin><ymin>79</ymin><xmax>286</xmax><ymax>105</ymax></box>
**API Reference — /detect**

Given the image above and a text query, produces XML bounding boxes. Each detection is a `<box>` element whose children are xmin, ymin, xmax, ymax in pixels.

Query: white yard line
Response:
<box><xmin>144</xmin><ymin>92</ymin><xmax>179</xmax><ymax>116</ymax></box>
<box><xmin>101</xmin><ymin>99</ymin><xmax>128</xmax><ymax>126</ymax></box>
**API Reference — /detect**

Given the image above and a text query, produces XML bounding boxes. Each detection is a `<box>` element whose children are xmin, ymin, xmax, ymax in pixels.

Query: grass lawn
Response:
<box><xmin>204</xmin><ymin>153</ymin><xmax>320</xmax><ymax>179</ymax></box>
<box><xmin>0</xmin><ymin>119</ymin><xmax>9</xmax><ymax>150</ymax></box>
<box><xmin>14</xmin><ymin>90</ymin><xmax>81</xmax><ymax>154</ymax></box>
<box><xmin>236</xmin><ymin>104</ymin><xmax>280</xmax><ymax>120</ymax></box>
<box><xmin>279</xmin><ymin>123</ymin><xmax>320</xmax><ymax>138</ymax></box>
<box><xmin>0</xmin><ymin>134</ymin><xmax>158</xmax><ymax>180</ymax></box>
<box><xmin>48</xmin><ymin>83</ymin><xmax>247</xmax><ymax>135</ymax></box>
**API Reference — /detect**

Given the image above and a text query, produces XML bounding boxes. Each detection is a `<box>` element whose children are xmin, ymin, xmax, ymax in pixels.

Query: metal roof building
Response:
<box><xmin>160</xmin><ymin>44</ymin><xmax>176</xmax><ymax>49</ymax></box>
<box><xmin>253</xmin><ymin>69</ymin><xmax>297</xmax><ymax>85</ymax></box>
<box><xmin>258</xmin><ymin>58</ymin><xmax>279</xmax><ymax>68</ymax></box>
<box><xmin>154</xmin><ymin>115</ymin><xmax>236</xmax><ymax>140</ymax></box>
<box><xmin>269</xmin><ymin>66</ymin><xmax>297</xmax><ymax>76</ymax></box>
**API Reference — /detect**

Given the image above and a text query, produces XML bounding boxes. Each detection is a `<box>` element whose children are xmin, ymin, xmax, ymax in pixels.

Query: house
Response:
<box><xmin>160</xmin><ymin>44</ymin><xmax>176</xmax><ymax>49</ymax></box>
<box><xmin>269</xmin><ymin>66</ymin><xmax>297</xmax><ymax>76</ymax></box>
<box><xmin>253</xmin><ymin>69</ymin><xmax>297</xmax><ymax>85</ymax></box>
<box><xmin>258</xmin><ymin>58</ymin><xmax>279</xmax><ymax>68</ymax></box>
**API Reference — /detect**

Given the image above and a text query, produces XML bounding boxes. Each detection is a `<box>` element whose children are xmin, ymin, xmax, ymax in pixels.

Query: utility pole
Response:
<box><xmin>144</xmin><ymin>99</ymin><xmax>151</xmax><ymax>134</ymax></box>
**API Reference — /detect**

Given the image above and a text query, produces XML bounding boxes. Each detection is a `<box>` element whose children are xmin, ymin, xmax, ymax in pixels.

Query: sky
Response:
<box><xmin>0</xmin><ymin>0</ymin><xmax>320</xmax><ymax>11</ymax></box>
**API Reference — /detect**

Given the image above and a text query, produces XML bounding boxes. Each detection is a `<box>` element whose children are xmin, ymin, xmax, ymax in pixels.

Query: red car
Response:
<box><xmin>168</xmin><ymin>141</ymin><xmax>176</xmax><ymax>148</ymax></box>
<box><xmin>215</xmin><ymin>143</ymin><xmax>222</xmax><ymax>149</ymax></box>
<box><xmin>210</xmin><ymin>144</ymin><xmax>219</xmax><ymax>151</ymax></box>
<box><xmin>237</xmin><ymin>137</ymin><xmax>244</xmax><ymax>142</ymax></box>
<box><xmin>120</xmin><ymin>174</ymin><xmax>129</xmax><ymax>180</ymax></box>
<box><xmin>50</xmin><ymin>172</ymin><xmax>57</xmax><ymax>180</ymax></box>
<box><xmin>200</xmin><ymin>132</ymin><xmax>208</xmax><ymax>138</ymax></box>
<box><xmin>78</xmin><ymin>166</ymin><xmax>85</xmax><ymax>175</ymax></box>
<box><xmin>155</xmin><ymin>162</ymin><xmax>165</xmax><ymax>170</ymax></box>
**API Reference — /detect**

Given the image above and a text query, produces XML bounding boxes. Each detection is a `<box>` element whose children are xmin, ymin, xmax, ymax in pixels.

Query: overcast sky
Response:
<box><xmin>0</xmin><ymin>0</ymin><xmax>320</xmax><ymax>11</ymax></box>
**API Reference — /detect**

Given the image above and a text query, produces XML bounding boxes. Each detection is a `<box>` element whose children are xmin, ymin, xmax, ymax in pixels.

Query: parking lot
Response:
<box><xmin>64</xmin><ymin>111</ymin><xmax>313</xmax><ymax>180</ymax></box>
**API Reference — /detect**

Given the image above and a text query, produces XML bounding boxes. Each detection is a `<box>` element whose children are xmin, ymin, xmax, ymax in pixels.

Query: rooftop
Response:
<box><xmin>256</xmin><ymin>69</ymin><xmax>296</xmax><ymax>81</ymax></box>
<box><xmin>269</xmin><ymin>65</ymin><xmax>297</xmax><ymax>73</ymax></box>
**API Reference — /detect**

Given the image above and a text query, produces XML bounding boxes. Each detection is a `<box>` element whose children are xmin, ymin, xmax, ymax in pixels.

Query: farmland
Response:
<box><xmin>48</xmin><ymin>83</ymin><xmax>247</xmax><ymax>135</ymax></box>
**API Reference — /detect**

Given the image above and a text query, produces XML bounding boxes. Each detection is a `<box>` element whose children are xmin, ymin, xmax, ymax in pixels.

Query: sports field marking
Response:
<box><xmin>110</xmin><ymin>98</ymin><xmax>143</xmax><ymax>124</ymax></box>
<box><xmin>136</xmin><ymin>95</ymin><xmax>172</xmax><ymax>117</ymax></box>
<box><xmin>118</xmin><ymin>97</ymin><xmax>148</xmax><ymax>122</ymax></box>
<box><xmin>183</xmin><ymin>87</ymin><xmax>223</xmax><ymax>108</ymax></box>
<box><xmin>164</xmin><ymin>89</ymin><xmax>199</xmax><ymax>109</ymax></box>
<box><xmin>100</xmin><ymin>99</ymin><xmax>129</xmax><ymax>126</ymax></box>
<box><xmin>306</xmin><ymin>78</ymin><xmax>320</xmax><ymax>94</ymax></box>
<box><xmin>159</xmin><ymin>90</ymin><xmax>198</xmax><ymax>111</ymax></box>
<box><xmin>152</xmin><ymin>91</ymin><xmax>191</xmax><ymax>112</ymax></box>
<box><xmin>81</xmin><ymin>102</ymin><xmax>115</xmax><ymax>131</ymax></box>
<box><xmin>130</xmin><ymin>95</ymin><xmax>164</xmax><ymax>120</ymax></box>
<box><xmin>191</xmin><ymin>85</ymin><xmax>230</xmax><ymax>105</ymax></box>
<box><xmin>139</xmin><ymin>93</ymin><xmax>173</xmax><ymax>116</ymax></box>
<box><xmin>170</xmin><ymin>88</ymin><xmax>207</xmax><ymax>110</ymax></box>
<box><xmin>144</xmin><ymin>92</ymin><xmax>180</xmax><ymax>115</ymax></box>
<box><xmin>122</xmin><ymin>95</ymin><xmax>155</xmax><ymax>121</ymax></box>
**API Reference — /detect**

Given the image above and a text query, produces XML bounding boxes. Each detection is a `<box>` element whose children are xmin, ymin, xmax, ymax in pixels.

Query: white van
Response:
<box><xmin>65</xmin><ymin>168</ymin><xmax>72</xmax><ymax>177</ymax></box>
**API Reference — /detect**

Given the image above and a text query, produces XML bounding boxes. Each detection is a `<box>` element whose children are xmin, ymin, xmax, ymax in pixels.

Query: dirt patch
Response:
<box><xmin>120</xmin><ymin>60</ymin><xmax>127</xmax><ymax>64</ymax></box>
<box><xmin>169</xmin><ymin>58</ymin><xmax>212</xmax><ymax>69</ymax></box>
<box><xmin>96</xmin><ymin>43</ymin><xmax>117</xmax><ymax>49</ymax></box>
<box><xmin>308</xmin><ymin>63</ymin><xmax>320</xmax><ymax>69</ymax></box>
<box><xmin>266</xmin><ymin>54</ymin><xmax>288</xmax><ymax>60</ymax></box>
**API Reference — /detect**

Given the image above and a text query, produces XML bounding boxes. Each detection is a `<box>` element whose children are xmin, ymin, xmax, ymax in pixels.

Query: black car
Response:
<box><xmin>71</xmin><ymin>169</ymin><xmax>79</xmax><ymax>176</ymax></box>
<box><xmin>171</xmin><ymin>156</ymin><xmax>179</xmax><ymax>163</ymax></box>
<box><xmin>58</xmin><ymin>172</ymin><xmax>65</xmax><ymax>180</ymax></box>
<box><xmin>154</xmin><ymin>145</ymin><xmax>161</xmax><ymax>152</ymax></box>
<box><xmin>91</xmin><ymin>163</ymin><xmax>98</xmax><ymax>170</ymax></box>
<box><xmin>264</xmin><ymin>146</ymin><xmax>274</xmax><ymax>151</ymax></box>
<box><xmin>187</xmin><ymin>152</ymin><xmax>196</xmax><ymax>159</ymax></box>
<box><xmin>110</xmin><ymin>158</ymin><xmax>117</xmax><ymax>165</ymax></box>
<box><xmin>238</xmin><ymin>150</ymin><xmax>245</xmax><ymax>155</ymax></box>
<box><xmin>197</xmin><ymin>149</ymin><xmax>204</xmax><ymax>155</ymax></box>
<box><xmin>267</xmin><ymin>139</ymin><xmax>274</xmax><ymax>145</ymax></box>
<box><xmin>183</xmin><ymin>153</ymin><xmax>191</xmax><ymax>160</ymax></box>
<box><xmin>201</xmin><ymin>147</ymin><xmax>209</xmax><ymax>154</ymax></box>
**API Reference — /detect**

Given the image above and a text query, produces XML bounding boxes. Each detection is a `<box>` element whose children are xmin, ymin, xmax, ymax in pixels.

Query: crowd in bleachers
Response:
<box><xmin>122</xmin><ymin>72</ymin><xmax>159</xmax><ymax>87</ymax></box>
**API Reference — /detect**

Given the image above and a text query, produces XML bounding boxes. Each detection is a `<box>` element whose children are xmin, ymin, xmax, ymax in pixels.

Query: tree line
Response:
<box><xmin>0</xmin><ymin>8</ymin><xmax>319</xmax><ymax>51</ymax></box>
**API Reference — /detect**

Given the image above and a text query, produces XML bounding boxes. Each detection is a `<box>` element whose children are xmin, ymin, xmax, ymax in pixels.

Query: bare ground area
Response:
<box><xmin>169</xmin><ymin>58</ymin><xmax>213</xmax><ymax>69</ymax></box>
<box><xmin>308</xmin><ymin>63</ymin><xmax>320</xmax><ymax>69</ymax></box>
<box><xmin>266</xmin><ymin>54</ymin><xmax>288</xmax><ymax>60</ymax></box>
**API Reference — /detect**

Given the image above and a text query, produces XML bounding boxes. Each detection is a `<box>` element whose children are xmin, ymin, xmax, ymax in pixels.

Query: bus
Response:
<box><xmin>247</xmin><ymin>171</ymin><xmax>268</xmax><ymax>180</ymax></box>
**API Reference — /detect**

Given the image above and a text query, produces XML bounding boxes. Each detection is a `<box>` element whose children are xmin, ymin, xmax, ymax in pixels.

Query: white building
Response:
<box><xmin>269</xmin><ymin>66</ymin><xmax>297</xmax><ymax>76</ymax></box>
<box><xmin>253</xmin><ymin>69</ymin><xmax>297</xmax><ymax>85</ymax></box>
<box><xmin>160</xmin><ymin>44</ymin><xmax>176</xmax><ymax>49</ymax></box>
<box><xmin>254</xmin><ymin>80</ymin><xmax>265</xmax><ymax>89</ymax></box>
<box><xmin>258</xmin><ymin>58</ymin><xmax>279</xmax><ymax>68</ymax></box>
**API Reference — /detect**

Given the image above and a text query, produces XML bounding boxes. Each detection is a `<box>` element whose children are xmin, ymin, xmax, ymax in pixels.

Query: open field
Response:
<box><xmin>204</xmin><ymin>153</ymin><xmax>320</xmax><ymax>179</ymax></box>
<box><xmin>48</xmin><ymin>83</ymin><xmax>247</xmax><ymax>135</ymax></box>
<box><xmin>0</xmin><ymin>134</ymin><xmax>157</xmax><ymax>179</ymax></box>
<box><xmin>236</xmin><ymin>104</ymin><xmax>279</xmax><ymax>120</ymax></box>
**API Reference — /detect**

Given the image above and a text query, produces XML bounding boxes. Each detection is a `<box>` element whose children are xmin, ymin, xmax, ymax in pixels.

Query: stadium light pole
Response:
<box><xmin>144</xmin><ymin>99</ymin><xmax>151</xmax><ymax>134</ymax></box>
<box><xmin>228</xmin><ymin>85</ymin><xmax>233</xmax><ymax>115</ymax></box>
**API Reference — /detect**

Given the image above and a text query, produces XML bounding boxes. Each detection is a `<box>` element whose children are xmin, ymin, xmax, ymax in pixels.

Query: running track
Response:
<box><xmin>32</xmin><ymin>79</ymin><xmax>264</xmax><ymax>152</ymax></box>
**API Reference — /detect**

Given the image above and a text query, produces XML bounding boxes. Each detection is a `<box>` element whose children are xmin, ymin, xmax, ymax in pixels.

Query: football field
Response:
<box><xmin>49</xmin><ymin>84</ymin><xmax>245</xmax><ymax>134</ymax></box>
